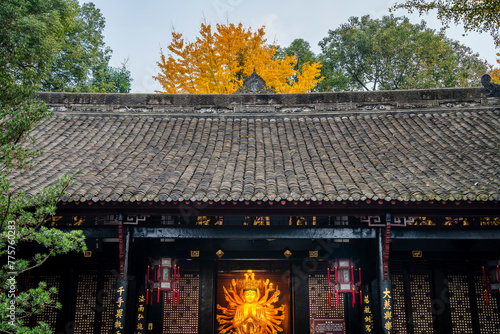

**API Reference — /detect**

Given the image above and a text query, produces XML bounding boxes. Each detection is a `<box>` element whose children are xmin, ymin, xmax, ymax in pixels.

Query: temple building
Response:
<box><xmin>11</xmin><ymin>73</ymin><xmax>500</xmax><ymax>333</ymax></box>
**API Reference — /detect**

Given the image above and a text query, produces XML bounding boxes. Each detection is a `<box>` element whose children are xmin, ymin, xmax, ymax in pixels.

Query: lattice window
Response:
<box><xmin>74</xmin><ymin>274</ymin><xmax>98</xmax><ymax>334</ymax></box>
<box><xmin>37</xmin><ymin>275</ymin><xmax>61</xmax><ymax>331</ymax></box>
<box><xmin>392</xmin><ymin>274</ymin><xmax>408</xmax><ymax>334</ymax></box>
<box><xmin>448</xmin><ymin>275</ymin><xmax>473</xmax><ymax>334</ymax></box>
<box><xmin>409</xmin><ymin>274</ymin><xmax>434</xmax><ymax>334</ymax></box>
<box><xmin>474</xmin><ymin>275</ymin><xmax>500</xmax><ymax>334</ymax></box>
<box><xmin>308</xmin><ymin>274</ymin><xmax>344</xmax><ymax>320</ymax></box>
<box><xmin>100</xmin><ymin>274</ymin><xmax>117</xmax><ymax>334</ymax></box>
<box><xmin>162</xmin><ymin>273</ymin><xmax>199</xmax><ymax>334</ymax></box>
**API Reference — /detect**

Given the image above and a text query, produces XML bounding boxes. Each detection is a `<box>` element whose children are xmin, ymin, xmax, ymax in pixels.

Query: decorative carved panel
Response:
<box><xmin>309</xmin><ymin>274</ymin><xmax>344</xmax><ymax>320</ymax></box>
<box><xmin>100</xmin><ymin>274</ymin><xmax>117</xmax><ymax>334</ymax></box>
<box><xmin>448</xmin><ymin>275</ymin><xmax>473</xmax><ymax>334</ymax></box>
<box><xmin>74</xmin><ymin>274</ymin><xmax>98</xmax><ymax>334</ymax></box>
<box><xmin>162</xmin><ymin>273</ymin><xmax>199</xmax><ymax>333</ymax></box>
<box><xmin>409</xmin><ymin>274</ymin><xmax>434</xmax><ymax>334</ymax></box>
<box><xmin>474</xmin><ymin>275</ymin><xmax>500</xmax><ymax>334</ymax></box>
<box><xmin>36</xmin><ymin>275</ymin><xmax>61</xmax><ymax>331</ymax></box>
<box><xmin>392</xmin><ymin>274</ymin><xmax>408</xmax><ymax>334</ymax></box>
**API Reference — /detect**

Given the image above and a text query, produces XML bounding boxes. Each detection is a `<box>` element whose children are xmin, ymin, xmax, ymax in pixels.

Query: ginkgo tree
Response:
<box><xmin>154</xmin><ymin>23</ymin><xmax>322</xmax><ymax>94</ymax></box>
<box><xmin>489</xmin><ymin>54</ymin><xmax>500</xmax><ymax>82</ymax></box>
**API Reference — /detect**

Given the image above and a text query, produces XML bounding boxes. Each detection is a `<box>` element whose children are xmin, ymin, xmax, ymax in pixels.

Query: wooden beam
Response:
<box><xmin>390</xmin><ymin>228</ymin><xmax>500</xmax><ymax>239</ymax></box>
<box><xmin>63</xmin><ymin>226</ymin><xmax>500</xmax><ymax>240</ymax></box>
<box><xmin>131</xmin><ymin>226</ymin><xmax>376</xmax><ymax>239</ymax></box>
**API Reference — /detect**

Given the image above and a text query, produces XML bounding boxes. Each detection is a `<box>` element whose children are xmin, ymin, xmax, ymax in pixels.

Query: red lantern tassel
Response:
<box><xmin>147</xmin><ymin>265</ymin><xmax>150</xmax><ymax>281</ymax></box>
<box><xmin>351</xmin><ymin>266</ymin><xmax>354</xmax><ymax>283</ymax></box>
<box><xmin>335</xmin><ymin>267</ymin><xmax>338</xmax><ymax>283</ymax></box>
<box><xmin>336</xmin><ymin>290</ymin><xmax>339</xmax><ymax>307</ymax></box>
<box><xmin>329</xmin><ymin>291</ymin><xmax>332</xmax><ymax>309</ymax></box>
<box><xmin>157</xmin><ymin>288</ymin><xmax>160</xmax><ymax>303</ymax></box>
<box><xmin>359</xmin><ymin>267</ymin><xmax>362</xmax><ymax>305</ymax></box>
<box><xmin>328</xmin><ymin>268</ymin><xmax>330</xmax><ymax>284</ymax></box>
<box><xmin>177</xmin><ymin>289</ymin><xmax>180</xmax><ymax>305</ymax></box>
<box><xmin>352</xmin><ymin>288</ymin><xmax>355</xmax><ymax>307</ymax></box>
<box><xmin>482</xmin><ymin>266</ymin><xmax>489</xmax><ymax>306</ymax></box>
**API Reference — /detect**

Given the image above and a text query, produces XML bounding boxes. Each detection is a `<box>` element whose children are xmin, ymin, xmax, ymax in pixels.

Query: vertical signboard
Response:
<box><xmin>135</xmin><ymin>290</ymin><xmax>147</xmax><ymax>334</ymax></box>
<box><xmin>380</xmin><ymin>280</ymin><xmax>393</xmax><ymax>334</ymax></box>
<box><xmin>362</xmin><ymin>287</ymin><xmax>374</xmax><ymax>333</ymax></box>
<box><xmin>113</xmin><ymin>279</ymin><xmax>127</xmax><ymax>334</ymax></box>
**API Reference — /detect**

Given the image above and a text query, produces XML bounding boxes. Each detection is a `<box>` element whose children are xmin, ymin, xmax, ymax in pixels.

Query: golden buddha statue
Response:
<box><xmin>217</xmin><ymin>270</ymin><xmax>285</xmax><ymax>334</ymax></box>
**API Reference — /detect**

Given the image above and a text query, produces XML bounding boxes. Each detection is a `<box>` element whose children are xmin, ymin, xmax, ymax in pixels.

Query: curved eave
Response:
<box><xmin>56</xmin><ymin>199</ymin><xmax>500</xmax><ymax>217</ymax></box>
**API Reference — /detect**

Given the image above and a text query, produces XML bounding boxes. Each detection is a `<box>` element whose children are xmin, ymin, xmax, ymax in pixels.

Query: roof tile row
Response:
<box><xmin>12</xmin><ymin>108</ymin><xmax>500</xmax><ymax>203</ymax></box>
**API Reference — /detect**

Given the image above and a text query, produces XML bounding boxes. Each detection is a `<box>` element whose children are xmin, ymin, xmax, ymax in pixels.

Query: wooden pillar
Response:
<box><xmin>431</xmin><ymin>261</ymin><xmax>452</xmax><ymax>334</ymax></box>
<box><xmin>113</xmin><ymin>216</ymin><xmax>130</xmax><ymax>334</ymax></box>
<box><xmin>134</xmin><ymin>249</ymin><xmax>148</xmax><ymax>334</ymax></box>
<box><xmin>377</xmin><ymin>224</ymin><xmax>393</xmax><ymax>334</ymax></box>
<box><xmin>199</xmin><ymin>259</ymin><xmax>215</xmax><ymax>334</ymax></box>
<box><xmin>58</xmin><ymin>260</ymin><xmax>76</xmax><ymax>333</ymax></box>
<box><xmin>113</xmin><ymin>277</ymin><xmax>128</xmax><ymax>334</ymax></box>
<box><xmin>466</xmin><ymin>262</ymin><xmax>481</xmax><ymax>334</ymax></box>
<box><xmin>292</xmin><ymin>259</ymin><xmax>309</xmax><ymax>334</ymax></box>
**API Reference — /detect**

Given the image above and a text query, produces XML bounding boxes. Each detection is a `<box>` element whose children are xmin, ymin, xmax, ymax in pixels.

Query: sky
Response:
<box><xmin>78</xmin><ymin>0</ymin><xmax>499</xmax><ymax>93</ymax></box>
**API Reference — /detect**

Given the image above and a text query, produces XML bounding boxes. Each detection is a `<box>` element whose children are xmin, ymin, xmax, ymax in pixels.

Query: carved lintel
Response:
<box><xmin>481</xmin><ymin>74</ymin><xmax>500</xmax><ymax>97</ymax></box>
<box><xmin>235</xmin><ymin>68</ymin><xmax>275</xmax><ymax>94</ymax></box>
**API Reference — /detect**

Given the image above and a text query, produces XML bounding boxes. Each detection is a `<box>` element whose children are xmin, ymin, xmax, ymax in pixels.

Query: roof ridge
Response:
<box><xmin>48</xmin><ymin>105</ymin><xmax>499</xmax><ymax>119</ymax></box>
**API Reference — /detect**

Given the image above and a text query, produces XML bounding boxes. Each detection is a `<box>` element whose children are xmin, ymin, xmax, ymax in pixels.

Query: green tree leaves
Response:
<box><xmin>393</xmin><ymin>0</ymin><xmax>500</xmax><ymax>47</ymax></box>
<box><xmin>0</xmin><ymin>1</ymin><xmax>91</xmax><ymax>332</ymax></box>
<box><xmin>318</xmin><ymin>15</ymin><xmax>487</xmax><ymax>91</ymax></box>
<box><xmin>40</xmin><ymin>2</ymin><xmax>132</xmax><ymax>93</ymax></box>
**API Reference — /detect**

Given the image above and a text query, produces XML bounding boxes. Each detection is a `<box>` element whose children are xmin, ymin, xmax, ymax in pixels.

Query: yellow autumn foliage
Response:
<box><xmin>489</xmin><ymin>52</ymin><xmax>500</xmax><ymax>83</ymax></box>
<box><xmin>153</xmin><ymin>23</ymin><xmax>322</xmax><ymax>94</ymax></box>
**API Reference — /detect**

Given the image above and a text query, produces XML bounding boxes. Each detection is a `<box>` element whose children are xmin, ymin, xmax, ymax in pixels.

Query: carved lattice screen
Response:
<box><xmin>100</xmin><ymin>273</ymin><xmax>117</xmax><ymax>334</ymax></box>
<box><xmin>162</xmin><ymin>273</ymin><xmax>199</xmax><ymax>334</ymax></box>
<box><xmin>448</xmin><ymin>275</ymin><xmax>473</xmax><ymax>334</ymax></box>
<box><xmin>392</xmin><ymin>274</ymin><xmax>408</xmax><ymax>334</ymax></box>
<box><xmin>309</xmin><ymin>274</ymin><xmax>345</xmax><ymax>320</ymax></box>
<box><xmin>74</xmin><ymin>274</ymin><xmax>98</xmax><ymax>334</ymax></box>
<box><xmin>474</xmin><ymin>275</ymin><xmax>500</xmax><ymax>334</ymax></box>
<box><xmin>35</xmin><ymin>275</ymin><xmax>61</xmax><ymax>331</ymax></box>
<box><xmin>409</xmin><ymin>274</ymin><xmax>434</xmax><ymax>334</ymax></box>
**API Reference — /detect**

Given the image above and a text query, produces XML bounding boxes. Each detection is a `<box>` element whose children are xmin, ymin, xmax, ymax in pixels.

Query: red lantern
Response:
<box><xmin>328</xmin><ymin>259</ymin><xmax>361</xmax><ymax>307</ymax></box>
<box><xmin>147</xmin><ymin>257</ymin><xmax>180</xmax><ymax>305</ymax></box>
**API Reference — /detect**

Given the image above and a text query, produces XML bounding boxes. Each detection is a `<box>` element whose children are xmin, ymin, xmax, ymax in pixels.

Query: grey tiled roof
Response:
<box><xmin>12</xmin><ymin>99</ymin><xmax>500</xmax><ymax>204</ymax></box>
